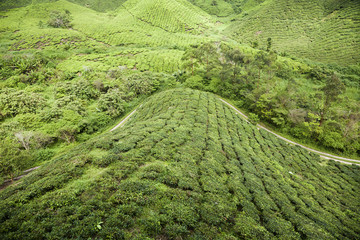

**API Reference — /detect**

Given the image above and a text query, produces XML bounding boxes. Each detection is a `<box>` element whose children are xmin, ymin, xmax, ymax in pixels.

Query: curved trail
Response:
<box><xmin>219</xmin><ymin>98</ymin><xmax>360</xmax><ymax>166</ymax></box>
<box><xmin>1</xmin><ymin>107</ymin><xmax>141</xmax><ymax>190</ymax></box>
<box><xmin>3</xmin><ymin>98</ymin><xmax>358</xmax><ymax>190</ymax></box>
<box><xmin>110</xmin><ymin>106</ymin><xmax>141</xmax><ymax>132</ymax></box>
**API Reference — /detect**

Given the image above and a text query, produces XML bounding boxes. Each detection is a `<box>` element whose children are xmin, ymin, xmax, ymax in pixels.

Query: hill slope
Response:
<box><xmin>224</xmin><ymin>0</ymin><xmax>360</xmax><ymax>65</ymax></box>
<box><xmin>0</xmin><ymin>0</ymin><xmax>127</xmax><ymax>12</ymax></box>
<box><xmin>0</xmin><ymin>0</ymin><xmax>212</xmax><ymax>51</ymax></box>
<box><xmin>123</xmin><ymin>0</ymin><xmax>211</xmax><ymax>33</ymax></box>
<box><xmin>1</xmin><ymin>89</ymin><xmax>359</xmax><ymax>239</ymax></box>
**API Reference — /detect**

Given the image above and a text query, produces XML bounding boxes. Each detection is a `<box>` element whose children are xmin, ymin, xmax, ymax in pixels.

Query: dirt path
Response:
<box><xmin>0</xmin><ymin>166</ymin><xmax>40</xmax><ymax>191</ymax></box>
<box><xmin>2</xmin><ymin>98</ymin><xmax>357</xmax><ymax>191</ymax></box>
<box><xmin>110</xmin><ymin>105</ymin><xmax>141</xmax><ymax>132</ymax></box>
<box><xmin>219</xmin><ymin>98</ymin><xmax>360</xmax><ymax>166</ymax></box>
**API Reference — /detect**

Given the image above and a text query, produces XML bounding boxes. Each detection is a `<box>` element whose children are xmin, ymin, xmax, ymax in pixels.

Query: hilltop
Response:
<box><xmin>0</xmin><ymin>89</ymin><xmax>359</xmax><ymax>239</ymax></box>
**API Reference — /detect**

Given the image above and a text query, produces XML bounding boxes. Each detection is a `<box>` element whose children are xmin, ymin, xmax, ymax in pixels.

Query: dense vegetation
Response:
<box><xmin>180</xmin><ymin>42</ymin><xmax>360</xmax><ymax>156</ymax></box>
<box><xmin>0</xmin><ymin>89</ymin><xmax>359</xmax><ymax>239</ymax></box>
<box><xmin>0</xmin><ymin>0</ymin><xmax>359</xmax><ymax>238</ymax></box>
<box><xmin>0</xmin><ymin>49</ymin><xmax>177</xmax><ymax>181</ymax></box>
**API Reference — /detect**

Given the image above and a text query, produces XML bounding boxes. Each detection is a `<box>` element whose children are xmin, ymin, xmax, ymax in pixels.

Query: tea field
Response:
<box><xmin>0</xmin><ymin>1</ymin><xmax>359</xmax><ymax>238</ymax></box>
<box><xmin>224</xmin><ymin>0</ymin><xmax>360</xmax><ymax>65</ymax></box>
<box><xmin>0</xmin><ymin>89</ymin><xmax>359</xmax><ymax>239</ymax></box>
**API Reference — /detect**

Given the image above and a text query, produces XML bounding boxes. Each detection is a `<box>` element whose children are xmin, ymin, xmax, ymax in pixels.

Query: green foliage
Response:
<box><xmin>0</xmin><ymin>53</ymin><xmax>52</xmax><ymax>81</ymax></box>
<box><xmin>0</xmin><ymin>138</ymin><xmax>31</xmax><ymax>181</ymax></box>
<box><xmin>98</xmin><ymin>88</ymin><xmax>126</xmax><ymax>117</ymax></box>
<box><xmin>181</xmin><ymin>42</ymin><xmax>359</xmax><ymax>156</ymax></box>
<box><xmin>184</xmin><ymin>75</ymin><xmax>204</xmax><ymax>89</ymax></box>
<box><xmin>55</xmin><ymin>79</ymin><xmax>99</xmax><ymax>100</ymax></box>
<box><xmin>0</xmin><ymin>1</ymin><xmax>359</xmax><ymax>238</ymax></box>
<box><xmin>0</xmin><ymin>89</ymin><xmax>359</xmax><ymax>239</ymax></box>
<box><xmin>224</xmin><ymin>0</ymin><xmax>360</xmax><ymax>65</ymax></box>
<box><xmin>0</xmin><ymin>89</ymin><xmax>46</xmax><ymax>118</ymax></box>
<box><xmin>47</xmin><ymin>10</ymin><xmax>73</xmax><ymax>28</ymax></box>
<box><xmin>248</xmin><ymin>113</ymin><xmax>260</xmax><ymax>125</ymax></box>
<box><xmin>125</xmin><ymin>72</ymin><xmax>160</xmax><ymax>96</ymax></box>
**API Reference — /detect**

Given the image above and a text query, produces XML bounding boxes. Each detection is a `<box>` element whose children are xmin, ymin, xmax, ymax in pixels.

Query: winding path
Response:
<box><xmin>1</xmin><ymin>107</ymin><xmax>141</xmax><ymax>190</ymax></box>
<box><xmin>2</xmin><ymin>98</ymin><xmax>358</xmax><ymax>190</ymax></box>
<box><xmin>219</xmin><ymin>98</ymin><xmax>360</xmax><ymax>166</ymax></box>
<box><xmin>110</xmin><ymin>105</ymin><xmax>141</xmax><ymax>132</ymax></box>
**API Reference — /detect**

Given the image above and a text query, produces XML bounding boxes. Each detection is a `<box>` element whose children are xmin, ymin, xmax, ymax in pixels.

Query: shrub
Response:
<box><xmin>248</xmin><ymin>113</ymin><xmax>260</xmax><ymax>125</ymax></box>
<box><xmin>0</xmin><ymin>138</ymin><xmax>31</xmax><ymax>181</ymax></box>
<box><xmin>125</xmin><ymin>72</ymin><xmax>160</xmax><ymax>96</ymax></box>
<box><xmin>55</xmin><ymin>80</ymin><xmax>99</xmax><ymax>100</ymax></box>
<box><xmin>47</xmin><ymin>10</ymin><xmax>72</xmax><ymax>28</ymax></box>
<box><xmin>98</xmin><ymin>89</ymin><xmax>126</xmax><ymax>117</ymax></box>
<box><xmin>184</xmin><ymin>75</ymin><xmax>204</xmax><ymax>90</ymax></box>
<box><xmin>34</xmin><ymin>149</ymin><xmax>55</xmax><ymax>163</ymax></box>
<box><xmin>0</xmin><ymin>89</ymin><xmax>46</xmax><ymax>118</ymax></box>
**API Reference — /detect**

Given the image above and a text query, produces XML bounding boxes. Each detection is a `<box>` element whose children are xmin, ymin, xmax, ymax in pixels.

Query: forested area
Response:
<box><xmin>180</xmin><ymin>42</ymin><xmax>360</xmax><ymax>157</ymax></box>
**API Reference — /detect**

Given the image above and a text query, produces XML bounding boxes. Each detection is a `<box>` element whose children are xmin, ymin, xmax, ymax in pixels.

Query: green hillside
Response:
<box><xmin>0</xmin><ymin>1</ymin><xmax>360</xmax><ymax>238</ymax></box>
<box><xmin>224</xmin><ymin>0</ymin><xmax>360</xmax><ymax>65</ymax></box>
<box><xmin>0</xmin><ymin>89</ymin><xmax>359</xmax><ymax>239</ymax></box>
<box><xmin>188</xmin><ymin>0</ymin><xmax>235</xmax><ymax>17</ymax></box>
<box><xmin>1</xmin><ymin>0</ymin><xmax>359</xmax><ymax>65</ymax></box>
<box><xmin>0</xmin><ymin>0</ymin><xmax>212</xmax><ymax>51</ymax></box>
<box><xmin>0</xmin><ymin>0</ymin><xmax>127</xmax><ymax>12</ymax></box>
<box><xmin>123</xmin><ymin>0</ymin><xmax>211</xmax><ymax>33</ymax></box>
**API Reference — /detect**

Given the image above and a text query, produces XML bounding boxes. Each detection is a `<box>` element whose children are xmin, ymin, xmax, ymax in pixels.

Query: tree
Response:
<box><xmin>125</xmin><ymin>72</ymin><xmax>160</xmax><ymax>96</ymax></box>
<box><xmin>225</xmin><ymin>49</ymin><xmax>245</xmax><ymax>82</ymax></box>
<box><xmin>253</xmin><ymin>51</ymin><xmax>277</xmax><ymax>84</ymax></box>
<box><xmin>98</xmin><ymin>89</ymin><xmax>126</xmax><ymax>117</ymax></box>
<box><xmin>14</xmin><ymin>131</ymin><xmax>34</xmax><ymax>150</ymax></box>
<box><xmin>47</xmin><ymin>10</ymin><xmax>72</xmax><ymax>28</ymax></box>
<box><xmin>197</xmin><ymin>42</ymin><xmax>218</xmax><ymax>77</ymax></box>
<box><xmin>49</xmin><ymin>110</ymin><xmax>82</xmax><ymax>144</ymax></box>
<box><xmin>182</xmin><ymin>46</ymin><xmax>200</xmax><ymax>76</ymax></box>
<box><xmin>0</xmin><ymin>139</ymin><xmax>29</xmax><ymax>182</ymax></box>
<box><xmin>184</xmin><ymin>75</ymin><xmax>204</xmax><ymax>90</ymax></box>
<box><xmin>320</xmin><ymin>74</ymin><xmax>345</xmax><ymax>126</ymax></box>
<box><xmin>253</xmin><ymin>51</ymin><xmax>267</xmax><ymax>85</ymax></box>
<box><xmin>266</xmin><ymin>38</ymin><xmax>272</xmax><ymax>52</ymax></box>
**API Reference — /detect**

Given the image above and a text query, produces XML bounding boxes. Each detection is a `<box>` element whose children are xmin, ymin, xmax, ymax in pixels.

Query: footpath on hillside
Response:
<box><xmin>2</xmin><ymin>98</ymin><xmax>359</xmax><ymax>190</ymax></box>
<box><xmin>219</xmin><ymin>98</ymin><xmax>360</xmax><ymax>166</ymax></box>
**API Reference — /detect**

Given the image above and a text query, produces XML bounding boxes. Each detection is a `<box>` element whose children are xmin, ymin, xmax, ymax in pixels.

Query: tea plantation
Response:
<box><xmin>224</xmin><ymin>0</ymin><xmax>360</xmax><ymax>65</ymax></box>
<box><xmin>0</xmin><ymin>89</ymin><xmax>359</xmax><ymax>239</ymax></box>
<box><xmin>0</xmin><ymin>0</ymin><xmax>360</xmax><ymax>239</ymax></box>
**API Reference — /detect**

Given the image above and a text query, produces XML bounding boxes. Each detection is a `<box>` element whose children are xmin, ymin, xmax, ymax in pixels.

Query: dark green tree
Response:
<box><xmin>0</xmin><ymin>139</ymin><xmax>29</xmax><ymax>182</ymax></box>
<box><xmin>197</xmin><ymin>42</ymin><xmax>218</xmax><ymax>76</ymax></box>
<box><xmin>225</xmin><ymin>49</ymin><xmax>245</xmax><ymax>82</ymax></box>
<box><xmin>47</xmin><ymin>10</ymin><xmax>73</xmax><ymax>28</ymax></box>
<box><xmin>320</xmin><ymin>74</ymin><xmax>345</xmax><ymax>126</ymax></box>
<box><xmin>266</xmin><ymin>37</ymin><xmax>272</xmax><ymax>52</ymax></box>
<box><xmin>181</xmin><ymin>47</ymin><xmax>200</xmax><ymax>76</ymax></box>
